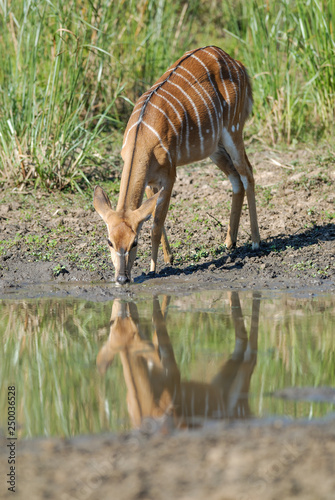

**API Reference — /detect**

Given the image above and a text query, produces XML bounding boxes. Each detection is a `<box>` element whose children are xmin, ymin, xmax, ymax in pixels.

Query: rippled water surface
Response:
<box><xmin>1</xmin><ymin>290</ymin><xmax>334</xmax><ymax>438</ymax></box>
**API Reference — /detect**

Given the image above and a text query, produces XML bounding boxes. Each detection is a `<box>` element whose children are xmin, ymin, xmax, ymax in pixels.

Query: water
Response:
<box><xmin>1</xmin><ymin>290</ymin><xmax>334</xmax><ymax>438</ymax></box>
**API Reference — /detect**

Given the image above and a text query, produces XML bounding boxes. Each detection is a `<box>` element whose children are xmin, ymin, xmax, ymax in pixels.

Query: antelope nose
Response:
<box><xmin>117</xmin><ymin>275</ymin><xmax>130</xmax><ymax>285</ymax></box>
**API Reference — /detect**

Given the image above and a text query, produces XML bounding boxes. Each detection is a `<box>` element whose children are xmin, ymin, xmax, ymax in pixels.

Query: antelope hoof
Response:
<box><xmin>164</xmin><ymin>253</ymin><xmax>174</xmax><ymax>265</ymax></box>
<box><xmin>225</xmin><ymin>240</ymin><xmax>236</xmax><ymax>250</ymax></box>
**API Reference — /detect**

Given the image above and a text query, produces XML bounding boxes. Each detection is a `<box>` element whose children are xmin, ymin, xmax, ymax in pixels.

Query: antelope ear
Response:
<box><xmin>133</xmin><ymin>187</ymin><xmax>164</xmax><ymax>225</ymax></box>
<box><xmin>93</xmin><ymin>186</ymin><xmax>113</xmax><ymax>222</ymax></box>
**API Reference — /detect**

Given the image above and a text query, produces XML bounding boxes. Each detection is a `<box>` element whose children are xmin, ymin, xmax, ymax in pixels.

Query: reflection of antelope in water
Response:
<box><xmin>97</xmin><ymin>292</ymin><xmax>261</xmax><ymax>429</ymax></box>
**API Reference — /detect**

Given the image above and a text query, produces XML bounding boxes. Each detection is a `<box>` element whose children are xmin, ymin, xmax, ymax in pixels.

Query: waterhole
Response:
<box><xmin>1</xmin><ymin>290</ymin><xmax>334</xmax><ymax>438</ymax></box>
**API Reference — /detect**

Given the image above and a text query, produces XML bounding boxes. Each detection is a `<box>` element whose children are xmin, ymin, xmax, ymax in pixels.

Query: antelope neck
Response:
<box><xmin>117</xmin><ymin>153</ymin><xmax>151</xmax><ymax>212</ymax></box>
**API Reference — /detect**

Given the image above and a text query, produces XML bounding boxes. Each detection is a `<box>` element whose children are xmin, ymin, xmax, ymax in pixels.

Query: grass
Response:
<box><xmin>0</xmin><ymin>0</ymin><xmax>334</xmax><ymax>190</ymax></box>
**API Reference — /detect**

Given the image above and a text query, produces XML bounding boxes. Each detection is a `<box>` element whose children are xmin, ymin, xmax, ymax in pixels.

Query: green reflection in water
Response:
<box><xmin>0</xmin><ymin>291</ymin><xmax>334</xmax><ymax>438</ymax></box>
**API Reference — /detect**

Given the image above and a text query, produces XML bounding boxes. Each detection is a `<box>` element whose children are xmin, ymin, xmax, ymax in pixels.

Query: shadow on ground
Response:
<box><xmin>135</xmin><ymin>223</ymin><xmax>335</xmax><ymax>283</ymax></box>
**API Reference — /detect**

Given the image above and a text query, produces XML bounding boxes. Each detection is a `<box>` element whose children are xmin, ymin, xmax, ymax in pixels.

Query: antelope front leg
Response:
<box><xmin>145</xmin><ymin>186</ymin><xmax>173</xmax><ymax>265</ymax></box>
<box><xmin>226</xmin><ymin>178</ymin><xmax>245</xmax><ymax>249</ymax></box>
<box><xmin>150</xmin><ymin>186</ymin><xmax>173</xmax><ymax>273</ymax></box>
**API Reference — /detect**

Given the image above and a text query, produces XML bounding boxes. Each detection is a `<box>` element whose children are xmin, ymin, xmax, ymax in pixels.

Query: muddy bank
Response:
<box><xmin>0</xmin><ymin>273</ymin><xmax>334</xmax><ymax>302</ymax></box>
<box><xmin>0</xmin><ymin>147</ymin><xmax>334</xmax><ymax>300</ymax></box>
<box><xmin>2</xmin><ymin>416</ymin><xmax>334</xmax><ymax>500</ymax></box>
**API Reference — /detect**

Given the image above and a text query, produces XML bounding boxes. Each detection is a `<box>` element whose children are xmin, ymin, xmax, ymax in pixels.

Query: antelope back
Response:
<box><xmin>122</xmin><ymin>46</ymin><xmax>253</xmax><ymax>168</ymax></box>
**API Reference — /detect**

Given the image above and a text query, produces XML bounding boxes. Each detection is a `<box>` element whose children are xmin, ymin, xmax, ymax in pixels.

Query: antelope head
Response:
<box><xmin>93</xmin><ymin>186</ymin><xmax>162</xmax><ymax>284</ymax></box>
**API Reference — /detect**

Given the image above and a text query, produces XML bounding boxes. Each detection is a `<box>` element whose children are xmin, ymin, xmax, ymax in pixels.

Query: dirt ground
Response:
<box><xmin>1</xmin><ymin>417</ymin><xmax>334</xmax><ymax>500</ymax></box>
<box><xmin>0</xmin><ymin>146</ymin><xmax>334</xmax><ymax>300</ymax></box>
<box><xmin>0</xmin><ymin>145</ymin><xmax>335</xmax><ymax>499</ymax></box>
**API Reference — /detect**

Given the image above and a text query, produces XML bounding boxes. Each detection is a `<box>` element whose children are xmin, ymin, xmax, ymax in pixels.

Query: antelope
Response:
<box><xmin>96</xmin><ymin>292</ymin><xmax>260</xmax><ymax>430</ymax></box>
<box><xmin>93</xmin><ymin>46</ymin><xmax>260</xmax><ymax>284</ymax></box>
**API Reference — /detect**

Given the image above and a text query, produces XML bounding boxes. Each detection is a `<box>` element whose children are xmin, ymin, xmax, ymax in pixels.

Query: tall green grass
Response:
<box><xmin>0</xmin><ymin>0</ymin><xmax>198</xmax><ymax>189</ymax></box>
<box><xmin>0</xmin><ymin>0</ymin><xmax>334</xmax><ymax>189</ymax></box>
<box><xmin>222</xmin><ymin>0</ymin><xmax>335</xmax><ymax>144</ymax></box>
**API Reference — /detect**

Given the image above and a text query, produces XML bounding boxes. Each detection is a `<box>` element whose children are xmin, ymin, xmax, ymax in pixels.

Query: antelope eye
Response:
<box><xmin>107</xmin><ymin>239</ymin><xmax>114</xmax><ymax>248</ymax></box>
<box><xmin>131</xmin><ymin>238</ymin><xmax>138</xmax><ymax>249</ymax></box>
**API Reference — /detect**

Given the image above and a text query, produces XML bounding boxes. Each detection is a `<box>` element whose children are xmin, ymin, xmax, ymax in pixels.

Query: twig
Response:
<box><xmin>206</xmin><ymin>212</ymin><xmax>224</xmax><ymax>228</ymax></box>
<box><xmin>267</xmin><ymin>157</ymin><xmax>294</xmax><ymax>170</ymax></box>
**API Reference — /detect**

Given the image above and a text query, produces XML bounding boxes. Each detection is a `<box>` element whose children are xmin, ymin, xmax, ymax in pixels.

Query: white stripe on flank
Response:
<box><xmin>142</xmin><ymin>121</ymin><xmax>173</xmax><ymax>166</ymax></box>
<box><xmin>174</xmin><ymin>70</ymin><xmax>215</xmax><ymax>144</ymax></box>
<box><xmin>208</xmin><ymin>47</ymin><xmax>237</xmax><ymax>126</ymax></box>
<box><xmin>160</xmin><ymin>67</ymin><xmax>175</xmax><ymax>78</ymax></box>
<box><xmin>154</xmin><ymin>90</ymin><xmax>184</xmax><ymax>159</ymax></box>
<box><xmin>155</xmin><ymin>91</ymin><xmax>183</xmax><ymax>124</ymax></box>
<box><xmin>156</xmin><ymin>89</ymin><xmax>185</xmax><ymax>123</ymax></box>
<box><xmin>127</xmin><ymin>107</ymin><xmax>141</xmax><ymax>120</ymax></box>
<box><xmin>123</xmin><ymin>84</ymin><xmax>167</xmax><ymax>149</ymax></box>
<box><xmin>159</xmin><ymin>87</ymin><xmax>190</xmax><ymax>157</ymax></box>
<box><xmin>147</xmin><ymin>101</ymin><xmax>179</xmax><ymax>136</ymax></box>
<box><xmin>147</xmin><ymin>101</ymin><xmax>180</xmax><ymax>158</ymax></box>
<box><xmin>204</xmin><ymin>48</ymin><xmax>230</xmax><ymax>118</ymax></box>
<box><xmin>178</xmin><ymin>65</ymin><xmax>219</xmax><ymax>141</ymax></box>
<box><xmin>122</xmin><ymin>119</ymin><xmax>141</xmax><ymax>148</ymax></box>
<box><xmin>167</xmin><ymin>79</ymin><xmax>204</xmax><ymax>154</ymax></box>
<box><xmin>214</xmin><ymin>48</ymin><xmax>240</xmax><ymax>124</ymax></box>
<box><xmin>133</xmin><ymin>96</ymin><xmax>146</xmax><ymax>112</ymax></box>
<box><xmin>191</xmin><ymin>53</ymin><xmax>224</xmax><ymax>117</ymax></box>
<box><xmin>132</xmin><ymin>82</ymin><xmax>161</xmax><ymax>112</ymax></box>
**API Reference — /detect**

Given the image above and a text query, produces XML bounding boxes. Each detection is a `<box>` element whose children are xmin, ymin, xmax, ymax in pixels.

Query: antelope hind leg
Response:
<box><xmin>210</xmin><ymin>146</ymin><xmax>245</xmax><ymax>249</ymax></box>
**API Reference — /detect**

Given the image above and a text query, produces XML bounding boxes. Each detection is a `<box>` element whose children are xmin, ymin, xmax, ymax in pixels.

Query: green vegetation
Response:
<box><xmin>52</xmin><ymin>263</ymin><xmax>67</xmax><ymax>276</ymax></box>
<box><xmin>0</xmin><ymin>0</ymin><xmax>334</xmax><ymax>190</ymax></box>
<box><xmin>291</xmin><ymin>259</ymin><xmax>330</xmax><ymax>276</ymax></box>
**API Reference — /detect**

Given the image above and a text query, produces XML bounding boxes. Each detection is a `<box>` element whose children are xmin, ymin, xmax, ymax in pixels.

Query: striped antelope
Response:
<box><xmin>94</xmin><ymin>46</ymin><xmax>260</xmax><ymax>284</ymax></box>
